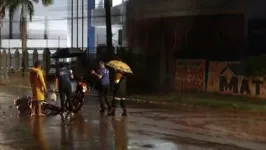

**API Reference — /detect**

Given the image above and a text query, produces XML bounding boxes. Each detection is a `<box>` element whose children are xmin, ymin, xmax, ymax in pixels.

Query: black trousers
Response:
<box><xmin>59</xmin><ymin>84</ymin><xmax>72</xmax><ymax>112</ymax></box>
<box><xmin>111</xmin><ymin>83</ymin><xmax>126</xmax><ymax>110</ymax></box>
<box><xmin>98</xmin><ymin>85</ymin><xmax>111</xmax><ymax>110</ymax></box>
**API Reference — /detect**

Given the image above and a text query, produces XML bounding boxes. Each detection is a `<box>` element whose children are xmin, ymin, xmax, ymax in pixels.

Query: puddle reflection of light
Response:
<box><xmin>155</xmin><ymin>142</ymin><xmax>178</xmax><ymax>150</ymax></box>
<box><xmin>128</xmin><ymin>139</ymin><xmax>178</xmax><ymax>150</ymax></box>
<box><xmin>177</xmin><ymin>144</ymin><xmax>213</xmax><ymax>150</ymax></box>
<box><xmin>92</xmin><ymin>120</ymin><xmax>100</xmax><ymax>124</ymax></box>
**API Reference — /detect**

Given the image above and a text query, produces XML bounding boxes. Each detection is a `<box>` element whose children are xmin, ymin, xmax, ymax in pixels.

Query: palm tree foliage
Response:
<box><xmin>8</xmin><ymin>0</ymin><xmax>54</xmax><ymax>21</ymax></box>
<box><xmin>0</xmin><ymin>0</ymin><xmax>9</xmax><ymax>26</ymax></box>
<box><xmin>8</xmin><ymin>0</ymin><xmax>53</xmax><ymax>72</ymax></box>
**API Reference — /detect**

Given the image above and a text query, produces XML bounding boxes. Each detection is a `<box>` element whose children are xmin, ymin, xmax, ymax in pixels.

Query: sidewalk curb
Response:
<box><xmin>0</xmin><ymin>84</ymin><xmax>188</xmax><ymax>109</ymax></box>
<box><xmin>0</xmin><ymin>83</ymin><xmax>31</xmax><ymax>89</ymax></box>
<box><xmin>89</xmin><ymin>93</ymin><xmax>185</xmax><ymax>109</ymax></box>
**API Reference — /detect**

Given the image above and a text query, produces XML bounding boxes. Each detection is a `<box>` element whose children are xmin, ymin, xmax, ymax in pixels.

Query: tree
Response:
<box><xmin>104</xmin><ymin>0</ymin><xmax>113</xmax><ymax>60</ymax></box>
<box><xmin>8</xmin><ymin>0</ymin><xmax>53</xmax><ymax>75</ymax></box>
<box><xmin>0</xmin><ymin>0</ymin><xmax>10</xmax><ymax>47</ymax></box>
<box><xmin>0</xmin><ymin>0</ymin><xmax>8</xmax><ymax>27</ymax></box>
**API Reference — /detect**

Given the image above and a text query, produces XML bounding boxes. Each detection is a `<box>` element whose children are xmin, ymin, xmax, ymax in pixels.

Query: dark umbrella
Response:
<box><xmin>51</xmin><ymin>48</ymin><xmax>84</xmax><ymax>58</ymax></box>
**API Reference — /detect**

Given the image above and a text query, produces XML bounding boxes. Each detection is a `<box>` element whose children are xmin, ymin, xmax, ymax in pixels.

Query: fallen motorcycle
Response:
<box><xmin>14</xmin><ymin>96</ymin><xmax>61</xmax><ymax>116</ymax></box>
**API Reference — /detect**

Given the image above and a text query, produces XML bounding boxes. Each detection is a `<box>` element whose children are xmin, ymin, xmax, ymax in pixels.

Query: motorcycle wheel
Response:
<box><xmin>66</xmin><ymin>95</ymin><xmax>83</xmax><ymax>113</ymax></box>
<box><xmin>42</xmin><ymin>104</ymin><xmax>61</xmax><ymax>116</ymax></box>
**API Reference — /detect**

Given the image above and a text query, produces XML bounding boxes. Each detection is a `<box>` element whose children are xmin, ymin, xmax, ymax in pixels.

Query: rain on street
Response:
<box><xmin>0</xmin><ymin>86</ymin><xmax>265</xmax><ymax>150</ymax></box>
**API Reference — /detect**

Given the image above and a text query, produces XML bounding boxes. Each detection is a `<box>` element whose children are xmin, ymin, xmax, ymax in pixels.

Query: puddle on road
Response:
<box><xmin>127</xmin><ymin>129</ymin><xmax>252</xmax><ymax>150</ymax></box>
<box><xmin>0</xmin><ymin>89</ymin><xmax>264</xmax><ymax>150</ymax></box>
<box><xmin>0</xmin><ymin>112</ymin><xmax>252</xmax><ymax>150</ymax></box>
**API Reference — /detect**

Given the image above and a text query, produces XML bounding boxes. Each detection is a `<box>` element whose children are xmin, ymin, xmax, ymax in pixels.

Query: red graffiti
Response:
<box><xmin>176</xmin><ymin>67</ymin><xmax>204</xmax><ymax>79</ymax></box>
<box><xmin>175</xmin><ymin>60</ymin><xmax>206</xmax><ymax>90</ymax></box>
<box><xmin>176</xmin><ymin>80</ymin><xmax>203</xmax><ymax>90</ymax></box>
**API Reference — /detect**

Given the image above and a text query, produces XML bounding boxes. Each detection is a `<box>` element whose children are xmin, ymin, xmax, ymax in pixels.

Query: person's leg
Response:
<box><xmin>120</xmin><ymin>98</ymin><xmax>127</xmax><ymax>116</ymax></box>
<box><xmin>108</xmin><ymin>97</ymin><xmax>117</xmax><ymax>116</ymax></box>
<box><xmin>59</xmin><ymin>90</ymin><xmax>66</xmax><ymax>112</ymax></box>
<box><xmin>31</xmin><ymin>101</ymin><xmax>37</xmax><ymax>116</ymax></box>
<box><xmin>65</xmin><ymin>84</ymin><xmax>72</xmax><ymax>111</ymax></box>
<box><xmin>37</xmin><ymin>100</ymin><xmax>45</xmax><ymax>116</ymax></box>
<box><xmin>108</xmin><ymin>84</ymin><xmax>118</xmax><ymax>116</ymax></box>
<box><xmin>99</xmin><ymin>86</ymin><xmax>105</xmax><ymax>113</ymax></box>
<box><xmin>103</xmin><ymin>86</ymin><xmax>111</xmax><ymax>111</ymax></box>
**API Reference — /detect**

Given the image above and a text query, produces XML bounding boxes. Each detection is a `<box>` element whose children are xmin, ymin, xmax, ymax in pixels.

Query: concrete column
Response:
<box><xmin>14</xmin><ymin>49</ymin><xmax>20</xmax><ymax>72</ymax></box>
<box><xmin>6</xmin><ymin>49</ymin><xmax>11</xmax><ymax>71</ymax></box>
<box><xmin>122</xmin><ymin>0</ymin><xmax>127</xmax><ymax>47</ymax></box>
<box><xmin>0</xmin><ymin>50</ymin><xmax>2</xmax><ymax>69</ymax></box>
<box><xmin>23</xmin><ymin>50</ymin><xmax>29</xmax><ymax>71</ymax></box>
<box><xmin>33</xmin><ymin>48</ymin><xmax>38</xmax><ymax>64</ymax></box>
<box><xmin>2</xmin><ymin>49</ymin><xmax>7</xmax><ymax>70</ymax></box>
<box><xmin>43</xmin><ymin>48</ymin><xmax>51</xmax><ymax>76</ymax></box>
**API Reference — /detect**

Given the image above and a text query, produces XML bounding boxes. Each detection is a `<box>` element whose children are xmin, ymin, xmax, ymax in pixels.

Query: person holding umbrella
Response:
<box><xmin>106</xmin><ymin>60</ymin><xmax>133</xmax><ymax>116</ymax></box>
<box><xmin>54</xmin><ymin>62</ymin><xmax>74</xmax><ymax>113</ymax></box>
<box><xmin>108</xmin><ymin>69</ymin><xmax>127</xmax><ymax>116</ymax></box>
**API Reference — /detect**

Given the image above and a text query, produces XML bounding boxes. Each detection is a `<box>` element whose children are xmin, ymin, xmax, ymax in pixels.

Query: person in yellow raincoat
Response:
<box><xmin>29</xmin><ymin>61</ymin><xmax>47</xmax><ymax>116</ymax></box>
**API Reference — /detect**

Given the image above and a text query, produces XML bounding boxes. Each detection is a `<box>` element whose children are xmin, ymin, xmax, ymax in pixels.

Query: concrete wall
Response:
<box><xmin>207</xmin><ymin>61</ymin><xmax>266</xmax><ymax>98</ymax></box>
<box><xmin>124</xmin><ymin>0</ymin><xmax>246</xmax><ymax>92</ymax></box>
<box><xmin>175</xmin><ymin>59</ymin><xmax>266</xmax><ymax>98</ymax></box>
<box><xmin>127</xmin><ymin>0</ymin><xmax>244</xmax><ymax>19</ymax></box>
<box><xmin>175</xmin><ymin>59</ymin><xmax>206</xmax><ymax>91</ymax></box>
<box><xmin>0</xmin><ymin>39</ymin><xmax>67</xmax><ymax>48</ymax></box>
<box><xmin>245</xmin><ymin>0</ymin><xmax>266</xmax><ymax>52</ymax></box>
<box><xmin>246</xmin><ymin>0</ymin><xmax>266</xmax><ymax>20</ymax></box>
<box><xmin>128</xmin><ymin>14</ymin><xmax>245</xmax><ymax>59</ymax></box>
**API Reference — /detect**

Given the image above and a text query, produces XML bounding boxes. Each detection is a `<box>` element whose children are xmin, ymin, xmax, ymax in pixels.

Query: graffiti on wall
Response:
<box><xmin>207</xmin><ymin>61</ymin><xmax>266</xmax><ymax>98</ymax></box>
<box><xmin>175</xmin><ymin>59</ymin><xmax>206</xmax><ymax>91</ymax></box>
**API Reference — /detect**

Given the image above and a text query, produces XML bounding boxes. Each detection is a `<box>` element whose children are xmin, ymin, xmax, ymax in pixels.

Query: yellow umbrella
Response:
<box><xmin>106</xmin><ymin>60</ymin><xmax>133</xmax><ymax>74</ymax></box>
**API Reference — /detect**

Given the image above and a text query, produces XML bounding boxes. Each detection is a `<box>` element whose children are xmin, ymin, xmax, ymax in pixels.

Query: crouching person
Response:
<box><xmin>29</xmin><ymin>61</ymin><xmax>47</xmax><ymax>116</ymax></box>
<box><xmin>108</xmin><ymin>70</ymin><xmax>127</xmax><ymax>116</ymax></box>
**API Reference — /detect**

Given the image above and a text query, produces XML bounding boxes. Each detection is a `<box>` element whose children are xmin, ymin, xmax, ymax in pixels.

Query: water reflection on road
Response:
<box><xmin>30</xmin><ymin>117</ymin><xmax>49</xmax><ymax>150</ymax></box>
<box><xmin>0</xmin><ymin>86</ymin><xmax>265</xmax><ymax>149</ymax></box>
<box><xmin>4</xmin><ymin>109</ymin><xmax>260</xmax><ymax>150</ymax></box>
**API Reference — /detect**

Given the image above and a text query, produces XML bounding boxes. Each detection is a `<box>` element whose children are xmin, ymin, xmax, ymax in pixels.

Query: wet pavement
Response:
<box><xmin>0</xmin><ymin>86</ymin><xmax>265</xmax><ymax>149</ymax></box>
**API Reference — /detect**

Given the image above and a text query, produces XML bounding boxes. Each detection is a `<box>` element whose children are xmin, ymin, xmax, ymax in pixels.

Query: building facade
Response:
<box><xmin>67</xmin><ymin>0</ymin><xmax>88</xmax><ymax>49</ymax></box>
<box><xmin>90</xmin><ymin>0</ymin><xmax>127</xmax><ymax>54</ymax></box>
<box><xmin>126</xmin><ymin>0</ymin><xmax>245</xmax><ymax>57</ymax></box>
<box><xmin>245</xmin><ymin>0</ymin><xmax>266</xmax><ymax>54</ymax></box>
<box><xmin>124</xmin><ymin>0</ymin><xmax>246</xmax><ymax>91</ymax></box>
<box><xmin>89</xmin><ymin>0</ymin><xmax>266</xmax><ymax>91</ymax></box>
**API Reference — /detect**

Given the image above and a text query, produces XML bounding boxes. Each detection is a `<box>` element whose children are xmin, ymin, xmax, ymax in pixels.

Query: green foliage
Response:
<box><xmin>7</xmin><ymin>0</ymin><xmax>53</xmax><ymax>21</ymax></box>
<box><xmin>0</xmin><ymin>0</ymin><xmax>8</xmax><ymax>19</ymax></box>
<box><xmin>244</xmin><ymin>55</ymin><xmax>266</xmax><ymax>76</ymax></box>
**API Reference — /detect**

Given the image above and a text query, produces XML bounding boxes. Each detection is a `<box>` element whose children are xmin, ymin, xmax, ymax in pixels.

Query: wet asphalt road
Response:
<box><xmin>0</xmin><ymin>86</ymin><xmax>265</xmax><ymax>150</ymax></box>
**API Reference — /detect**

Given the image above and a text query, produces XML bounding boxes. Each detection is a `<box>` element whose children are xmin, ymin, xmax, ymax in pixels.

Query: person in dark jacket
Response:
<box><xmin>54</xmin><ymin>62</ymin><xmax>74</xmax><ymax>113</ymax></box>
<box><xmin>108</xmin><ymin>70</ymin><xmax>127</xmax><ymax>116</ymax></box>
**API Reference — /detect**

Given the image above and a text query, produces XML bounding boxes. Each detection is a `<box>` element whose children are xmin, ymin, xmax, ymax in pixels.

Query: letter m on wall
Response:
<box><xmin>219</xmin><ymin>76</ymin><xmax>238</xmax><ymax>93</ymax></box>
